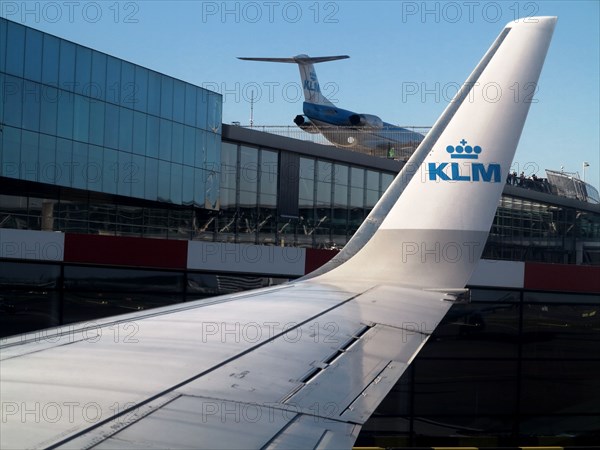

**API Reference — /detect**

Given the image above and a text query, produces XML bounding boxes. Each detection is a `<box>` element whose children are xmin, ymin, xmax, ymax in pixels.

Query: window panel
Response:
<box><xmin>144</xmin><ymin>157</ymin><xmax>159</xmax><ymax>201</ymax></box>
<box><xmin>0</xmin><ymin>290</ymin><xmax>60</xmax><ymax>337</ymax></box>
<box><xmin>195</xmin><ymin>87</ymin><xmax>208</xmax><ymax>129</ymax></box>
<box><xmin>170</xmin><ymin>163</ymin><xmax>183</xmax><ymax>205</ymax></box>
<box><xmin>182</xmin><ymin>165</ymin><xmax>194</xmax><ymax>205</ymax></box>
<box><xmin>22</xmin><ymin>80</ymin><xmax>40</xmax><ymax>131</ymax></box>
<box><xmin>147</xmin><ymin>70</ymin><xmax>161</xmax><ymax>116</ymax></box>
<box><xmin>173</xmin><ymin>80</ymin><xmax>185</xmax><ymax>123</ymax></box>
<box><xmin>157</xmin><ymin>160</ymin><xmax>171</xmax><ymax>202</ymax></box>
<box><xmin>102</xmin><ymin>147</ymin><xmax>118</xmax><ymax>194</ymax></box>
<box><xmin>63</xmin><ymin>266</ymin><xmax>184</xmax><ymax>293</ymax></box>
<box><xmin>259</xmin><ymin>193</ymin><xmax>277</xmax><ymax>208</ymax></box>
<box><xmin>221</xmin><ymin>142</ymin><xmax>238</xmax><ymax>168</ymax></box>
<box><xmin>300</xmin><ymin>157</ymin><xmax>315</xmax><ymax>181</ymax></box>
<box><xmin>350</xmin><ymin>186</ymin><xmax>364</xmax><ymax>208</ymax></box>
<box><xmin>195</xmin><ymin>130</ymin><xmax>207</xmax><ymax>168</ymax></box>
<box><xmin>87</xmin><ymin>52</ymin><xmax>107</xmax><ymax>104</ymax></box>
<box><xmin>522</xmin><ymin>303</ymin><xmax>600</xmax><ymax>359</ymax></box>
<box><xmin>183</xmin><ymin>126</ymin><xmax>196</xmax><ymax>166</ymax></box>
<box><xmin>3</xmin><ymin>75</ymin><xmax>22</xmax><ymax>127</ymax></box>
<box><xmin>131</xmin><ymin>154</ymin><xmax>145</xmax><ymax>199</ymax></box>
<box><xmin>159</xmin><ymin>119</ymin><xmax>172</xmax><ymax>161</ymax></box>
<box><xmin>146</xmin><ymin>116</ymin><xmax>159</xmax><ymax>158</ymax></box>
<box><xmin>160</xmin><ymin>75</ymin><xmax>173</xmax><ymax>119</ymax></box>
<box><xmin>73</xmin><ymin>94</ymin><xmax>90</xmax><ymax>142</ymax></box>
<box><xmin>206</xmin><ymin>132</ymin><xmax>219</xmax><ymax>168</ymax></box>
<box><xmin>240</xmin><ymin>146</ymin><xmax>258</xmax><ymax>193</ymax></box>
<box><xmin>333</xmin><ymin>163</ymin><xmax>348</xmax><ymax>186</ymax></box>
<box><xmin>366</xmin><ymin>170</ymin><xmax>380</xmax><ymax>191</ymax></box>
<box><xmin>72</xmin><ymin>141</ymin><xmax>88</xmax><ymax>190</ymax></box>
<box><xmin>41</xmin><ymin>34</ymin><xmax>59</xmax><ymax>85</ymax></box>
<box><xmin>56</xmin><ymin>90</ymin><xmax>74</xmax><ymax>139</ymax></box>
<box><xmin>520</xmin><ymin>360</ymin><xmax>600</xmax><ymax>414</ymax></box>
<box><xmin>316</xmin><ymin>181</ymin><xmax>331</xmax><ymax>206</ymax></box>
<box><xmin>0</xmin><ymin>18</ymin><xmax>6</xmax><ymax>73</ymax></box>
<box><xmin>414</xmin><ymin>359</ymin><xmax>518</xmax><ymax>416</ymax></box>
<box><xmin>1</xmin><ymin>126</ymin><xmax>21</xmax><ymax>179</ymax></box>
<box><xmin>333</xmin><ymin>184</ymin><xmax>348</xmax><ymax>207</ymax></box>
<box><xmin>204</xmin><ymin>170</ymin><xmax>219</xmax><ymax>210</ymax></box>
<box><xmin>239</xmin><ymin>189</ymin><xmax>257</xmax><ymax>208</ymax></box>
<box><xmin>38</xmin><ymin>134</ymin><xmax>57</xmax><ymax>185</ymax></box>
<box><xmin>220</xmin><ymin>163</ymin><xmax>237</xmax><ymax>191</ymax></box>
<box><xmin>58</xmin><ymin>40</ymin><xmax>76</xmax><ymax>89</ymax></box>
<box><xmin>118</xmin><ymin>107</ymin><xmax>133</xmax><ymax>152</ymax></box>
<box><xmin>382</xmin><ymin>173</ymin><xmax>394</xmax><ymax>192</ymax></box>
<box><xmin>87</xmin><ymin>144</ymin><xmax>103</xmax><ymax>192</ymax></box>
<box><xmin>171</xmin><ymin>122</ymin><xmax>184</xmax><ymax>164</ymax></box>
<box><xmin>350</xmin><ymin>166</ymin><xmax>364</xmax><ymax>188</ymax></box>
<box><xmin>260</xmin><ymin>150</ymin><xmax>278</xmax><ymax>196</ymax></box>
<box><xmin>366</xmin><ymin>189</ymin><xmax>379</xmax><ymax>208</ymax></box>
<box><xmin>40</xmin><ymin>85</ymin><xmax>58</xmax><ymax>135</ymax></box>
<box><xmin>117</xmin><ymin>151</ymin><xmax>132</xmax><ymax>197</ymax></box>
<box><xmin>74</xmin><ymin>46</ymin><xmax>91</xmax><ymax>95</ymax></box>
<box><xmin>299</xmin><ymin>179</ymin><xmax>314</xmax><ymax>203</ymax></box>
<box><xmin>55</xmin><ymin>138</ymin><xmax>73</xmax><ymax>188</ymax></box>
<box><xmin>120</xmin><ymin>61</ymin><xmax>135</xmax><ymax>107</ymax></box>
<box><xmin>207</xmin><ymin>92</ymin><xmax>222</xmax><ymax>133</ymax></box>
<box><xmin>133</xmin><ymin>65</ymin><xmax>148</xmax><ymax>112</ymax></box>
<box><xmin>89</xmin><ymin>100</ymin><xmax>105</xmax><ymax>146</ymax></box>
<box><xmin>316</xmin><ymin>160</ymin><xmax>332</xmax><ymax>183</ymax></box>
<box><xmin>103</xmin><ymin>103</ymin><xmax>119</xmax><ymax>149</ymax></box>
<box><xmin>194</xmin><ymin>168</ymin><xmax>206</xmax><ymax>207</ymax></box>
<box><xmin>105</xmin><ymin>56</ymin><xmax>121</xmax><ymax>104</ymax></box>
<box><xmin>24</xmin><ymin>28</ymin><xmax>43</xmax><ymax>82</ymax></box>
<box><xmin>184</xmin><ymin>84</ymin><xmax>197</xmax><ymax>126</ymax></box>
<box><xmin>421</xmin><ymin>302</ymin><xmax>519</xmax><ymax>359</ymax></box>
<box><xmin>132</xmin><ymin>111</ymin><xmax>147</xmax><ymax>155</ymax></box>
<box><xmin>20</xmin><ymin>130</ymin><xmax>39</xmax><ymax>182</ymax></box>
<box><xmin>6</xmin><ymin>21</ymin><xmax>25</xmax><ymax>77</ymax></box>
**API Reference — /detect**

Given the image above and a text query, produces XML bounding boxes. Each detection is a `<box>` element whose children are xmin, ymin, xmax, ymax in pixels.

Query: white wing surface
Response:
<box><xmin>0</xmin><ymin>17</ymin><xmax>556</xmax><ymax>450</ymax></box>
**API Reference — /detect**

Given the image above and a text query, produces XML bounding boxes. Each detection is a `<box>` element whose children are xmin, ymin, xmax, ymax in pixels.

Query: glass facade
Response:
<box><xmin>0</xmin><ymin>260</ymin><xmax>287</xmax><ymax>338</ymax></box>
<box><xmin>0</xmin><ymin>18</ymin><xmax>222</xmax><ymax>208</ymax></box>
<box><xmin>219</xmin><ymin>142</ymin><xmax>394</xmax><ymax>248</ymax></box>
<box><xmin>484</xmin><ymin>195</ymin><xmax>600</xmax><ymax>265</ymax></box>
<box><xmin>358</xmin><ymin>288</ymin><xmax>600</xmax><ymax>447</ymax></box>
<box><xmin>2</xmin><ymin>145</ymin><xmax>599</xmax><ymax>264</ymax></box>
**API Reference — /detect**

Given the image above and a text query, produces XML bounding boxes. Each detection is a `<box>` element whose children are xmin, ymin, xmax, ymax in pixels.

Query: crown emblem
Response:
<box><xmin>446</xmin><ymin>139</ymin><xmax>482</xmax><ymax>159</ymax></box>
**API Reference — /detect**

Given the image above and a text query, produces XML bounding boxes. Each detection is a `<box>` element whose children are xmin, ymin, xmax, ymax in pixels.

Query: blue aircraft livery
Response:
<box><xmin>237</xmin><ymin>54</ymin><xmax>425</xmax><ymax>160</ymax></box>
<box><xmin>428</xmin><ymin>139</ymin><xmax>501</xmax><ymax>182</ymax></box>
<box><xmin>304</xmin><ymin>71</ymin><xmax>321</xmax><ymax>93</ymax></box>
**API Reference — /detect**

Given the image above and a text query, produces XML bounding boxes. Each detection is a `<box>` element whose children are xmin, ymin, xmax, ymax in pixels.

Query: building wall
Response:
<box><xmin>0</xmin><ymin>17</ymin><xmax>222</xmax><ymax>208</ymax></box>
<box><xmin>359</xmin><ymin>286</ymin><xmax>600</xmax><ymax>447</ymax></box>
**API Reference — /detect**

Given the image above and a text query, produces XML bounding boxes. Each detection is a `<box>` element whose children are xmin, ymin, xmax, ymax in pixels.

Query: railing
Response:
<box><xmin>235</xmin><ymin>124</ymin><xmax>432</xmax><ymax>160</ymax></box>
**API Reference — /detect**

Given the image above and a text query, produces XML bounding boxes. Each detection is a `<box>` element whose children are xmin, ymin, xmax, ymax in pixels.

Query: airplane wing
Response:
<box><xmin>0</xmin><ymin>17</ymin><xmax>557</xmax><ymax>449</ymax></box>
<box><xmin>237</xmin><ymin>55</ymin><xmax>349</xmax><ymax>64</ymax></box>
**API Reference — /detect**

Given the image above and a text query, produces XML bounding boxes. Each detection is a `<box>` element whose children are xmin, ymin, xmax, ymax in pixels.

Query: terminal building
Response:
<box><xmin>1</xmin><ymin>17</ymin><xmax>599</xmax><ymax>447</ymax></box>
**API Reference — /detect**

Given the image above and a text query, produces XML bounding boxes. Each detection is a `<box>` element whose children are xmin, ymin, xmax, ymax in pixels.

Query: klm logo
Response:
<box><xmin>428</xmin><ymin>139</ymin><xmax>501</xmax><ymax>183</ymax></box>
<box><xmin>303</xmin><ymin>80</ymin><xmax>321</xmax><ymax>93</ymax></box>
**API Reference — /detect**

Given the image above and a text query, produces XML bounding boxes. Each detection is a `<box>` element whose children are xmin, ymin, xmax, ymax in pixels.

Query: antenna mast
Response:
<box><xmin>250</xmin><ymin>90</ymin><xmax>254</xmax><ymax>128</ymax></box>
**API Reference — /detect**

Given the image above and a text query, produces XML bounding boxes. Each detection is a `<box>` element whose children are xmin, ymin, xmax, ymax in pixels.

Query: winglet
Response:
<box><xmin>316</xmin><ymin>17</ymin><xmax>557</xmax><ymax>289</ymax></box>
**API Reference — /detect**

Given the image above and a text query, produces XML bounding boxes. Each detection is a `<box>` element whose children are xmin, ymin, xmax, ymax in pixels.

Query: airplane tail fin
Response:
<box><xmin>238</xmin><ymin>54</ymin><xmax>349</xmax><ymax>106</ymax></box>
<box><xmin>317</xmin><ymin>17</ymin><xmax>557</xmax><ymax>289</ymax></box>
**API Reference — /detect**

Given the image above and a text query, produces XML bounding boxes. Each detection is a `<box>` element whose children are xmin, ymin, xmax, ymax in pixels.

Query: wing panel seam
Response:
<box><xmin>45</xmin><ymin>285</ymin><xmax>376</xmax><ymax>449</ymax></box>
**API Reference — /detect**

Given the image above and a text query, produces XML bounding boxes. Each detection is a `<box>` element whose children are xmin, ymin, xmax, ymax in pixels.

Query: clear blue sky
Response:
<box><xmin>3</xmin><ymin>1</ymin><xmax>599</xmax><ymax>188</ymax></box>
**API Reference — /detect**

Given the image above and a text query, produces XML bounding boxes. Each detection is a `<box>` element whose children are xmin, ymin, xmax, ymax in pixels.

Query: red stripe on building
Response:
<box><xmin>304</xmin><ymin>248</ymin><xmax>338</xmax><ymax>274</ymax></box>
<box><xmin>64</xmin><ymin>234</ymin><xmax>187</xmax><ymax>269</ymax></box>
<box><xmin>524</xmin><ymin>262</ymin><xmax>600</xmax><ymax>293</ymax></box>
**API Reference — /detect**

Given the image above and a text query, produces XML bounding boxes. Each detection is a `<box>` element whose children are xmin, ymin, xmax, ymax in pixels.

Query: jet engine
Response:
<box><xmin>348</xmin><ymin>114</ymin><xmax>384</xmax><ymax>128</ymax></box>
<box><xmin>294</xmin><ymin>115</ymin><xmax>320</xmax><ymax>134</ymax></box>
